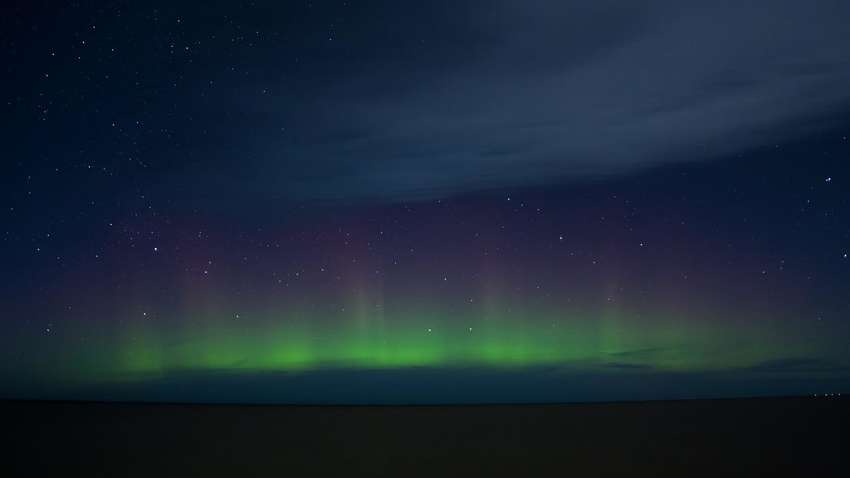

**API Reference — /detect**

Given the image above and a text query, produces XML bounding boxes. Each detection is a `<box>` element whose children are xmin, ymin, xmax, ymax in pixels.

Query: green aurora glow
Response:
<box><xmin>33</xmin><ymin>302</ymin><xmax>833</xmax><ymax>386</ymax></box>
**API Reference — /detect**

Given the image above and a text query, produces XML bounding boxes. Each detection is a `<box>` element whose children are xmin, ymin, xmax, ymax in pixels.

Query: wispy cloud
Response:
<box><xmin>195</xmin><ymin>0</ymin><xmax>850</xmax><ymax>202</ymax></box>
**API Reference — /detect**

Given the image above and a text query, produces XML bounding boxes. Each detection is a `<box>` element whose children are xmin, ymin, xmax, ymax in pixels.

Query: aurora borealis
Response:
<box><xmin>3</xmin><ymin>1</ymin><xmax>850</xmax><ymax>403</ymax></box>
<box><xmin>6</xmin><ymin>161</ymin><xmax>850</xmax><ymax>402</ymax></box>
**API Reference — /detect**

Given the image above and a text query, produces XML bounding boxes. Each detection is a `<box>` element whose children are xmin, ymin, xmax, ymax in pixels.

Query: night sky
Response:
<box><xmin>2</xmin><ymin>1</ymin><xmax>850</xmax><ymax>403</ymax></box>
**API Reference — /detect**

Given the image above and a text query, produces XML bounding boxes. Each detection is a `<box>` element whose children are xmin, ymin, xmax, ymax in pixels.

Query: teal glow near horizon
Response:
<box><xmin>23</xmin><ymin>299</ymin><xmax>835</xmax><ymax>386</ymax></box>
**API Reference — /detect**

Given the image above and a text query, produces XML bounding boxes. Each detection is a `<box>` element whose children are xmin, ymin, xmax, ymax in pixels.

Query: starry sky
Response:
<box><xmin>2</xmin><ymin>0</ymin><xmax>850</xmax><ymax>404</ymax></box>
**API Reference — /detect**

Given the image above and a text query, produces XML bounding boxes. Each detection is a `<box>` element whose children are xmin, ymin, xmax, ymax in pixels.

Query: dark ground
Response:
<box><xmin>3</xmin><ymin>397</ymin><xmax>847</xmax><ymax>477</ymax></box>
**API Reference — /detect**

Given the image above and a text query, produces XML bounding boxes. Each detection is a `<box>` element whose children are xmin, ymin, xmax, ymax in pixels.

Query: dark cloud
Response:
<box><xmin>745</xmin><ymin>358</ymin><xmax>850</xmax><ymax>375</ymax></box>
<box><xmin>187</xmin><ymin>0</ymin><xmax>850</xmax><ymax>202</ymax></box>
<box><xmin>602</xmin><ymin>363</ymin><xmax>655</xmax><ymax>371</ymax></box>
